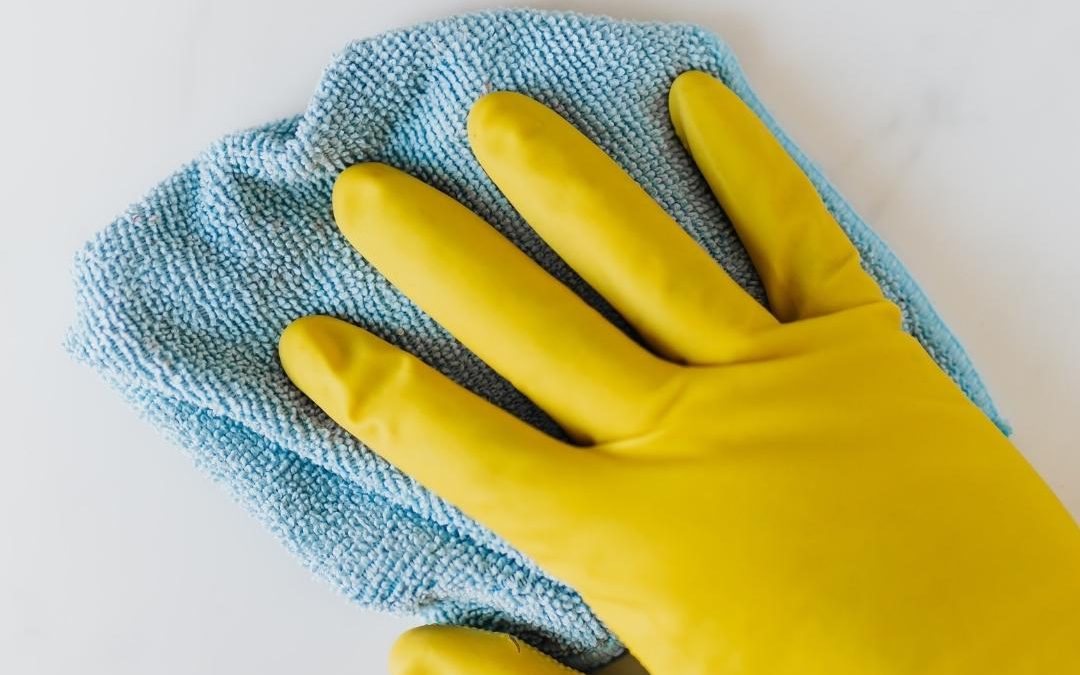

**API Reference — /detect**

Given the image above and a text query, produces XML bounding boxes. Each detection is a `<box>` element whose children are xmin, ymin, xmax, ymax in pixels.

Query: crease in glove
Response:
<box><xmin>66</xmin><ymin>9</ymin><xmax>1008</xmax><ymax>670</ymax></box>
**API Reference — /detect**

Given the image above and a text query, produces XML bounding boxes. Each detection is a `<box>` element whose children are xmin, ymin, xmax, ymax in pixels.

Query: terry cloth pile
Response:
<box><xmin>67</xmin><ymin>9</ymin><xmax>1007</xmax><ymax>670</ymax></box>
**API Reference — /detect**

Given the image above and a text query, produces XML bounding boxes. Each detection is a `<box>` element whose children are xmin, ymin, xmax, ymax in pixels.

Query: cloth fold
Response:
<box><xmin>67</xmin><ymin>9</ymin><xmax>1005</xmax><ymax>669</ymax></box>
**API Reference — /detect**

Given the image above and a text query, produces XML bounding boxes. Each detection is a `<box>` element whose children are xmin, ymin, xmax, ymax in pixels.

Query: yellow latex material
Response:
<box><xmin>389</xmin><ymin>626</ymin><xmax>577</xmax><ymax>675</ymax></box>
<box><xmin>389</xmin><ymin>625</ymin><xmax>648</xmax><ymax>675</ymax></box>
<box><xmin>279</xmin><ymin>71</ymin><xmax>1080</xmax><ymax>674</ymax></box>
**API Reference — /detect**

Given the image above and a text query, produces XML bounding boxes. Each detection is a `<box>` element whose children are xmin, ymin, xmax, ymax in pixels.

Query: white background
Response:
<box><xmin>1</xmin><ymin>1</ymin><xmax>1077</xmax><ymax>673</ymax></box>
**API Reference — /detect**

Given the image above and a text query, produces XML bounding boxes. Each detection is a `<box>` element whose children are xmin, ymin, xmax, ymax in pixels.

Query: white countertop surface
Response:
<box><xmin>2</xmin><ymin>1</ymin><xmax>1077</xmax><ymax>672</ymax></box>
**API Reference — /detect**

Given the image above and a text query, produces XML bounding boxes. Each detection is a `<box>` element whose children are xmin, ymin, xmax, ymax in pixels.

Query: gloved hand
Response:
<box><xmin>278</xmin><ymin>71</ymin><xmax>1080</xmax><ymax>674</ymax></box>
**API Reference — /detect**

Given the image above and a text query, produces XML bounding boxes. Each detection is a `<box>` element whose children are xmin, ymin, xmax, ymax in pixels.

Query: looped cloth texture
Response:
<box><xmin>67</xmin><ymin>9</ymin><xmax>1005</xmax><ymax>670</ymax></box>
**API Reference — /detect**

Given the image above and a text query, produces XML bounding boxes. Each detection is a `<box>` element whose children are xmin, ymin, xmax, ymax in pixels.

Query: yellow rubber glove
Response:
<box><xmin>279</xmin><ymin>71</ymin><xmax>1080</xmax><ymax>674</ymax></box>
<box><xmin>388</xmin><ymin>625</ymin><xmax>647</xmax><ymax>675</ymax></box>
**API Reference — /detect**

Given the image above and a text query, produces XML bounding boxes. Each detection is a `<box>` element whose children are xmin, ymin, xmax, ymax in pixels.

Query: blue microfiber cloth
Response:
<box><xmin>67</xmin><ymin>9</ymin><xmax>1007</xmax><ymax>670</ymax></box>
